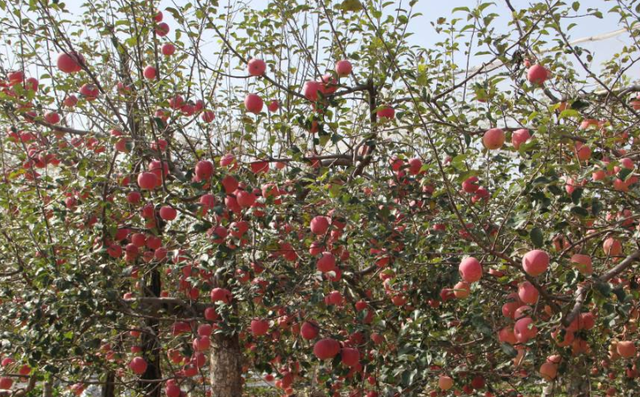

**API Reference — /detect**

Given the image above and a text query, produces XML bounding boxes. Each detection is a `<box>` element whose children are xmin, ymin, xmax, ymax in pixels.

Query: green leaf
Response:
<box><xmin>591</xmin><ymin>198</ymin><xmax>602</xmax><ymax>216</ymax></box>
<box><xmin>570</xmin><ymin>206</ymin><xmax>589</xmax><ymax>217</ymax></box>
<box><xmin>339</xmin><ymin>0</ymin><xmax>363</xmax><ymax>12</ymax></box>
<box><xmin>500</xmin><ymin>343</ymin><xmax>518</xmax><ymax>357</ymax></box>
<box><xmin>530</xmin><ymin>227</ymin><xmax>544</xmax><ymax>248</ymax></box>
<box><xmin>571</xmin><ymin>188</ymin><xmax>583</xmax><ymax>204</ymax></box>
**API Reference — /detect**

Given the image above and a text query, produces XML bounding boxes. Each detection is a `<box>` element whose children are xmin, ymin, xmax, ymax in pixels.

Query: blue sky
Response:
<box><xmin>56</xmin><ymin>0</ymin><xmax>640</xmax><ymax>79</ymax></box>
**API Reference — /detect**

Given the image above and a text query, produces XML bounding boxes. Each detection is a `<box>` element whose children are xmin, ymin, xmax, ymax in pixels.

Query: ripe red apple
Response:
<box><xmin>514</xmin><ymin>317</ymin><xmax>538</xmax><ymax>342</ymax></box>
<box><xmin>7</xmin><ymin>71</ymin><xmax>24</xmax><ymax>85</ymax></box>
<box><xmin>438</xmin><ymin>375</ymin><xmax>453</xmax><ymax>390</ymax></box>
<box><xmin>129</xmin><ymin>357</ymin><xmax>148</xmax><ymax>375</ymax></box>
<box><xmin>156</xmin><ymin>22</ymin><xmax>170</xmax><ymax>37</ymax></box>
<box><xmin>44</xmin><ymin>111</ymin><xmax>61</xmax><ymax>124</ymax></box>
<box><xmin>159</xmin><ymin>206</ymin><xmax>177</xmax><ymax>221</ymax></box>
<box><xmin>408</xmin><ymin>157</ymin><xmax>422</xmax><ymax>175</ymax></box>
<box><xmin>25</xmin><ymin>77</ymin><xmax>38</xmax><ymax>92</ymax></box>
<box><xmin>0</xmin><ymin>377</ymin><xmax>13</xmax><ymax>390</ymax></box>
<box><xmin>250</xmin><ymin>319</ymin><xmax>269</xmax><ymax>337</ymax></box>
<box><xmin>64</xmin><ymin>95</ymin><xmax>78</xmax><ymax>107</ymax></box>
<box><xmin>267</xmin><ymin>100</ymin><xmax>279</xmax><ymax>112</ymax></box>
<box><xmin>310</xmin><ymin>215</ymin><xmax>330</xmax><ymax>235</ymax></box>
<box><xmin>165</xmin><ymin>384</ymin><xmax>180</xmax><ymax>397</ymax></box>
<box><xmin>169</xmin><ymin>95</ymin><xmax>184</xmax><ymax>109</ymax></box>
<box><xmin>301</xmin><ymin>321</ymin><xmax>319</xmax><ymax>340</ymax></box>
<box><xmin>201</xmin><ymin>110</ymin><xmax>215</xmax><ymax>123</ymax></box>
<box><xmin>317</xmin><ymin>252</ymin><xmax>336</xmax><ymax>273</ymax></box>
<box><xmin>459</xmin><ymin>257</ymin><xmax>482</xmax><ymax>283</ymax></box>
<box><xmin>204</xmin><ymin>307</ymin><xmax>218</xmax><ymax>321</ymax></box>
<box><xmin>617</xmin><ymin>341</ymin><xmax>636</xmax><ymax>358</ymax></box>
<box><xmin>336</xmin><ymin>59</ymin><xmax>353</xmax><ymax>77</ymax></box>
<box><xmin>210</xmin><ymin>287</ymin><xmax>232</xmax><ymax>303</ymax></box>
<box><xmin>107</xmin><ymin>244</ymin><xmax>122</xmax><ymax>258</ymax></box>
<box><xmin>244</xmin><ymin>93</ymin><xmax>263</xmax><ymax>114</ymax></box>
<box><xmin>539</xmin><ymin>362</ymin><xmax>557</xmax><ymax>380</ymax></box>
<box><xmin>236</xmin><ymin>190</ymin><xmax>256</xmax><ymax>208</ymax></box>
<box><xmin>247</xmin><ymin>59</ymin><xmax>267</xmax><ymax>76</ymax></box>
<box><xmin>162</xmin><ymin>43</ymin><xmax>175</xmax><ymax>56</ymax></box>
<box><xmin>341</xmin><ymin>347</ymin><xmax>360</xmax><ymax>367</ymax></box>
<box><xmin>483</xmin><ymin>128</ymin><xmax>505</xmax><ymax>150</ymax></box>
<box><xmin>574</xmin><ymin>142</ymin><xmax>591</xmax><ymax>161</ymax></box>
<box><xmin>498</xmin><ymin>327</ymin><xmax>517</xmax><ymax>345</ymax></box>
<box><xmin>313</xmin><ymin>338</ymin><xmax>340</xmax><ymax>360</ymax></box>
<box><xmin>462</xmin><ymin>176</ymin><xmax>480</xmax><ymax>193</ymax></box>
<box><xmin>303</xmin><ymin>80</ymin><xmax>322</xmax><ymax>101</ymax></box>
<box><xmin>193</xmin><ymin>336</ymin><xmax>210</xmax><ymax>351</ymax></box>
<box><xmin>376</xmin><ymin>105</ymin><xmax>395</xmax><ymax>120</ymax></box>
<box><xmin>570</xmin><ymin>254</ymin><xmax>593</xmax><ymax>275</ymax></box>
<box><xmin>79</xmin><ymin>84</ymin><xmax>99</xmax><ymax>101</ymax></box>
<box><xmin>195</xmin><ymin>160</ymin><xmax>214</xmax><ymax>180</ymax></box>
<box><xmin>143</xmin><ymin>66</ymin><xmax>157</xmax><ymax>80</ymax></box>
<box><xmin>453</xmin><ymin>281</ymin><xmax>470</xmax><ymax>299</ymax></box>
<box><xmin>325</xmin><ymin>290</ymin><xmax>343</xmax><ymax>306</ymax></box>
<box><xmin>57</xmin><ymin>51</ymin><xmax>85</xmax><ymax>73</ymax></box>
<box><xmin>512</xmin><ymin>129</ymin><xmax>530</xmax><ymax>149</ymax></box>
<box><xmin>603</xmin><ymin>237</ymin><xmax>622</xmax><ymax>256</ymax></box>
<box><xmin>137</xmin><ymin>172</ymin><xmax>158</xmax><ymax>190</ymax></box>
<box><xmin>522</xmin><ymin>249</ymin><xmax>549</xmax><ymax>276</ymax></box>
<box><xmin>221</xmin><ymin>175</ymin><xmax>239</xmax><ymax>194</ymax></box>
<box><xmin>527</xmin><ymin>64</ymin><xmax>549</xmax><ymax>85</ymax></box>
<box><xmin>517</xmin><ymin>281</ymin><xmax>539</xmax><ymax>304</ymax></box>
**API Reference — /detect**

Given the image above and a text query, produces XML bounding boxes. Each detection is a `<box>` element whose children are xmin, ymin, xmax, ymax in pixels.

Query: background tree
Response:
<box><xmin>0</xmin><ymin>0</ymin><xmax>639</xmax><ymax>396</ymax></box>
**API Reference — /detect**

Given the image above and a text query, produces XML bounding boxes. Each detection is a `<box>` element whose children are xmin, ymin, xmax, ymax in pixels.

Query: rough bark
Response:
<box><xmin>102</xmin><ymin>371</ymin><xmax>115</xmax><ymax>397</ymax></box>
<box><xmin>565</xmin><ymin>360</ymin><xmax>590</xmax><ymax>397</ymax></box>
<box><xmin>139</xmin><ymin>269</ymin><xmax>162</xmax><ymax>397</ymax></box>
<box><xmin>210</xmin><ymin>333</ymin><xmax>243</xmax><ymax>397</ymax></box>
<box><xmin>43</xmin><ymin>381</ymin><xmax>53</xmax><ymax>397</ymax></box>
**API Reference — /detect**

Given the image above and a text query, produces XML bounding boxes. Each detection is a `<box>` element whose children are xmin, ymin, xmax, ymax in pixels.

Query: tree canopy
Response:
<box><xmin>0</xmin><ymin>0</ymin><xmax>640</xmax><ymax>396</ymax></box>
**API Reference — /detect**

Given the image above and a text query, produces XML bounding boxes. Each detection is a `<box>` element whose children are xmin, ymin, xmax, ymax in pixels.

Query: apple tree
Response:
<box><xmin>0</xmin><ymin>0</ymin><xmax>639</xmax><ymax>396</ymax></box>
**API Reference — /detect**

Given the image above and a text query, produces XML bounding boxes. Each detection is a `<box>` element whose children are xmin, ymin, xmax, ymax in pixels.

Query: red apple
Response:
<box><xmin>522</xmin><ymin>249</ymin><xmax>549</xmax><ymax>276</ymax></box>
<box><xmin>129</xmin><ymin>357</ymin><xmax>147</xmax><ymax>375</ymax></box>
<box><xmin>483</xmin><ymin>128</ymin><xmax>505</xmax><ymax>150</ymax></box>
<box><xmin>247</xmin><ymin>59</ymin><xmax>266</xmax><ymax>76</ymax></box>
<box><xmin>57</xmin><ymin>51</ymin><xmax>85</xmax><ymax>73</ymax></box>
<box><xmin>250</xmin><ymin>319</ymin><xmax>270</xmax><ymax>337</ymax></box>
<box><xmin>527</xmin><ymin>64</ymin><xmax>549</xmax><ymax>85</ymax></box>
<box><xmin>336</xmin><ymin>60</ymin><xmax>353</xmax><ymax>77</ymax></box>
<box><xmin>517</xmin><ymin>281</ymin><xmax>539</xmax><ymax>304</ymax></box>
<box><xmin>137</xmin><ymin>172</ymin><xmax>158</xmax><ymax>190</ymax></box>
<box><xmin>143</xmin><ymin>66</ymin><xmax>157</xmax><ymax>80</ymax></box>
<box><xmin>313</xmin><ymin>338</ymin><xmax>340</xmax><ymax>360</ymax></box>
<box><xmin>310</xmin><ymin>215</ymin><xmax>330</xmax><ymax>235</ymax></box>
<box><xmin>301</xmin><ymin>321</ymin><xmax>319</xmax><ymax>340</ymax></box>
<box><xmin>162</xmin><ymin>43</ymin><xmax>175</xmax><ymax>56</ymax></box>
<box><xmin>159</xmin><ymin>206</ymin><xmax>177</xmax><ymax>221</ymax></box>
<box><xmin>459</xmin><ymin>257</ymin><xmax>482</xmax><ymax>283</ymax></box>
<box><xmin>244</xmin><ymin>93</ymin><xmax>263</xmax><ymax>114</ymax></box>
<box><xmin>512</xmin><ymin>128</ymin><xmax>530</xmax><ymax>149</ymax></box>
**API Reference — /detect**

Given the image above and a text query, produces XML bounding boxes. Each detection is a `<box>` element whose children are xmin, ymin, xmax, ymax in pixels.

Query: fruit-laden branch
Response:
<box><xmin>248</xmin><ymin>154</ymin><xmax>361</xmax><ymax>167</ymax></box>
<box><xmin>562</xmin><ymin>249</ymin><xmax>640</xmax><ymax>327</ymax></box>
<box><xmin>361</xmin><ymin>3</ymin><xmax>564</xmax><ymax>315</ymax></box>
<box><xmin>119</xmin><ymin>297</ymin><xmax>209</xmax><ymax>317</ymax></box>
<box><xmin>456</xmin><ymin>24</ymin><xmax>638</xmax><ymax>77</ymax></box>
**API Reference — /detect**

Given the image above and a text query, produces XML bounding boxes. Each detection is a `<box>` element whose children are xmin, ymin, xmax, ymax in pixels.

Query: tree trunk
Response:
<box><xmin>565</xmin><ymin>360</ymin><xmax>590</xmax><ymax>396</ymax></box>
<box><xmin>139</xmin><ymin>269</ymin><xmax>162</xmax><ymax>397</ymax></box>
<box><xmin>210</xmin><ymin>333</ymin><xmax>243</xmax><ymax>397</ymax></box>
<box><xmin>42</xmin><ymin>381</ymin><xmax>53</xmax><ymax>397</ymax></box>
<box><xmin>102</xmin><ymin>371</ymin><xmax>115</xmax><ymax>397</ymax></box>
